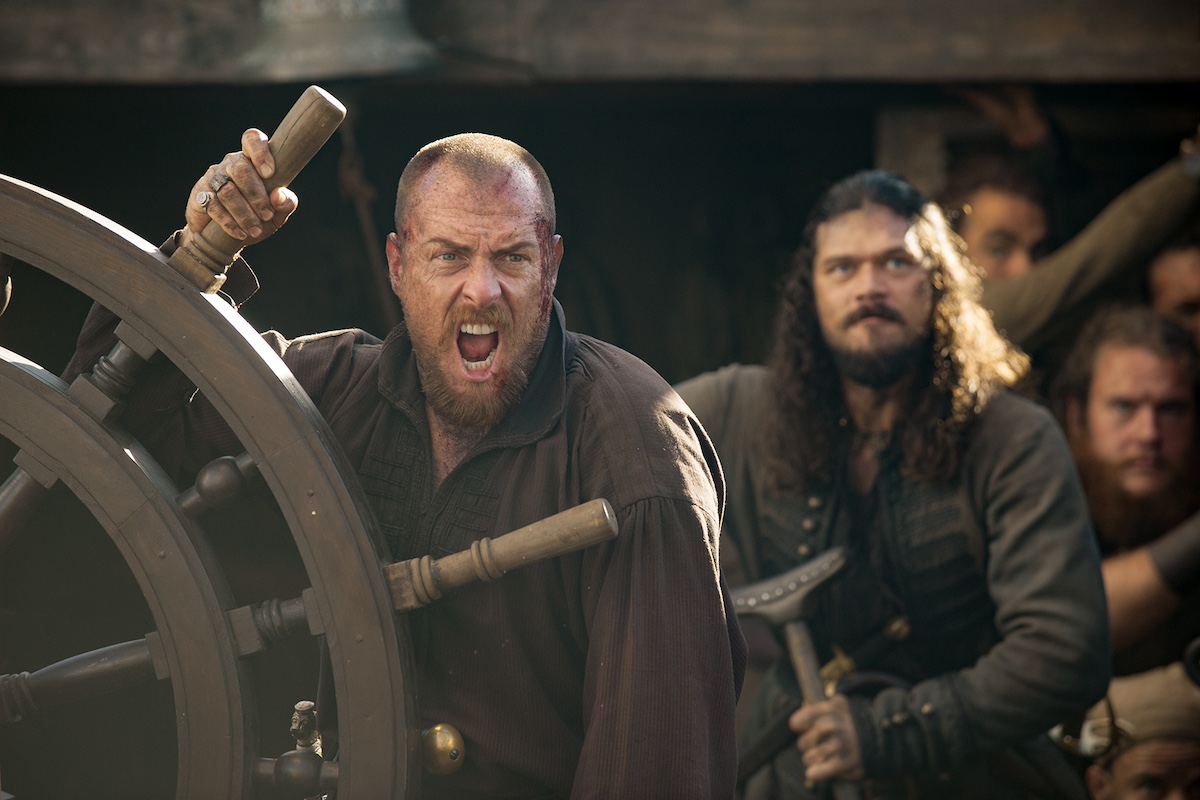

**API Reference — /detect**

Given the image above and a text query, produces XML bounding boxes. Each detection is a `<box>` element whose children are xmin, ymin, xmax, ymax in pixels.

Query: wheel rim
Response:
<box><xmin>0</xmin><ymin>173</ymin><xmax>419</xmax><ymax>798</ymax></box>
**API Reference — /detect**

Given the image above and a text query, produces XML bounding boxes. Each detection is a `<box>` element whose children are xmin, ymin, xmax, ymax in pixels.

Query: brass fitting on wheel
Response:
<box><xmin>421</xmin><ymin>723</ymin><xmax>465</xmax><ymax>775</ymax></box>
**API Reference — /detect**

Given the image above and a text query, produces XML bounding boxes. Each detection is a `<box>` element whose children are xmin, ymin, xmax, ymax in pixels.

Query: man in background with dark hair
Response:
<box><xmin>939</xmin><ymin>153</ymin><xmax>1049</xmax><ymax>282</ymax></box>
<box><xmin>937</xmin><ymin>106</ymin><xmax>1200</xmax><ymax>396</ymax></box>
<box><xmin>678</xmin><ymin>169</ymin><xmax>1110</xmax><ymax>798</ymax></box>
<box><xmin>976</xmin><ymin>131</ymin><xmax>1200</xmax><ymax>359</ymax></box>
<box><xmin>1052</xmin><ymin>306</ymin><xmax>1200</xmax><ymax>677</ymax></box>
<box><xmin>1148</xmin><ymin>222</ymin><xmax>1200</xmax><ymax>350</ymax></box>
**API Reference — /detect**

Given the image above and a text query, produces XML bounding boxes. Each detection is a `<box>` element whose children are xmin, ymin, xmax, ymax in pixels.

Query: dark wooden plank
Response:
<box><xmin>0</xmin><ymin>0</ymin><xmax>257</xmax><ymax>82</ymax></box>
<box><xmin>2</xmin><ymin>0</ymin><xmax>1198</xmax><ymax>83</ymax></box>
<box><xmin>417</xmin><ymin>0</ymin><xmax>1200</xmax><ymax>82</ymax></box>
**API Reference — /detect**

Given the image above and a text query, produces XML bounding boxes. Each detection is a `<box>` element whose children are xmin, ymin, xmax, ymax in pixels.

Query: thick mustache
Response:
<box><xmin>446</xmin><ymin>304</ymin><xmax>511</xmax><ymax>337</ymax></box>
<box><xmin>845</xmin><ymin>305</ymin><xmax>903</xmax><ymax>327</ymax></box>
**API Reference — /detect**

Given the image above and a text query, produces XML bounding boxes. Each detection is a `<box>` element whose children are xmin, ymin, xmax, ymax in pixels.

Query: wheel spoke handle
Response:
<box><xmin>168</xmin><ymin>85</ymin><xmax>347</xmax><ymax>292</ymax></box>
<box><xmin>0</xmin><ymin>637</ymin><xmax>161</xmax><ymax>724</ymax></box>
<box><xmin>386</xmin><ymin>498</ymin><xmax>618</xmax><ymax>613</ymax></box>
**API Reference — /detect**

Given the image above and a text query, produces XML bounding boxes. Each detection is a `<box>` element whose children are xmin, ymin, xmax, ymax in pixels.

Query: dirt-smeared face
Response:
<box><xmin>386</xmin><ymin>162</ymin><xmax>562</xmax><ymax>430</ymax></box>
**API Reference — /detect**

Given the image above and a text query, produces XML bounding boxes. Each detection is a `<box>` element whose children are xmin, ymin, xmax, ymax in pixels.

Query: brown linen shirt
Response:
<box><xmin>66</xmin><ymin>283</ymin><xmax>747</xmax><ymax>799</ymax></box>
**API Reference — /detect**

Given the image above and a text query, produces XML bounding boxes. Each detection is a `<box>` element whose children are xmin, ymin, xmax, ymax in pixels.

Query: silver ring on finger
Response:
<box><xmin>210</xmin><ymin>171</ymin><xmax>232</xmax><ymax>193</ymax></box>
<box><xmin>195</xmin><ymin>191</ymin><xmax>213</xmax><ymax>210</ymax></box>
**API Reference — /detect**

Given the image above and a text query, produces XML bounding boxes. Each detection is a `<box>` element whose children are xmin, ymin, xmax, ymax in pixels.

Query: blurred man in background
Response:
<box><xmin>1082</xmin><ymin>662</ymin><xmax>1200</xmax><ymax>800</ymax></box>
<box><xmin>941</xmin><ymin>90</ymin><xmax>1200</xmax><ymax>396</ymax></box>
<box><xmin>1148</xmin><ymin>223</ymin><xmax>1200</xmax><ymax>351</ymax></box>
<box><xmin>1052</xmin><ymin>306</ymin><xmax>1200</xmax><ymax>676</ymax></box>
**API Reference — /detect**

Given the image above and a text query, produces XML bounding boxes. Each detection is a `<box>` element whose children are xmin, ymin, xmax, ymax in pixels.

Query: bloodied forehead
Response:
<box><xmin>399</xmin><ymin>162</ymin><xmax>554</xmax><ymax>257</ymax></box>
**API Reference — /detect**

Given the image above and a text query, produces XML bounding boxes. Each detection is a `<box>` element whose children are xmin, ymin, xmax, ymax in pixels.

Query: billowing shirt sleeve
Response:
<box><xmin>572</xmin><ymin>493</ymin><xmax>746</xmax><ymax>799</ymax></box>
<box><xmin>564</xmin><ymin>348</ymin><xmax>748</xmax><ymax>799</ymax></box>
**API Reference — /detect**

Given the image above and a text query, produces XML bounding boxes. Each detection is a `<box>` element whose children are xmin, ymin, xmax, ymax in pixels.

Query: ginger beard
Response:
<box><xmin>403</xmin><ymin>266</ymin><xmax>553</xmax><ymax>432</ymax></box>
<box><xmin>1069</xmin><ymin>433</ymin><xmax>1200</xmax><ymax>551</ymax></box>
<box><xmin>390</xmin><ymin>159</ymin><xmax>560</xmax><ymax>433</ymax></box>
<box><xmin>1067</xmin><ymin>345</ymin><xmax>1199</xmax><ymax>549</ymax></box>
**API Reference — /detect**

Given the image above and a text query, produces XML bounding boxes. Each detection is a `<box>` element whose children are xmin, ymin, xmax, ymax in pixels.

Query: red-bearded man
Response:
<box><xmin>64</xmin><ymin>131</ymin><xmax>747</xmax><ymax>799</ymax></box>
<box><xmin>1052</xmin><ymin>305</ymin><xmax>1200</xmax><ymax>676</ymax></box>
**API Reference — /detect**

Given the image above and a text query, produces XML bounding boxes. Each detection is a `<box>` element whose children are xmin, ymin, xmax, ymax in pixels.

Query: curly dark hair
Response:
<box><xmin>762</xmin><ymin>170</ymin><xmax>1030</xmax><ymax>492</ymax></box>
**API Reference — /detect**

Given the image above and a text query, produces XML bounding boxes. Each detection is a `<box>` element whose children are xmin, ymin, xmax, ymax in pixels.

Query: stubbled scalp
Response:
<box><xmin>393</xmin><ymin>132</ymin><xmax>557</xmax><ymax>237</ymax></box>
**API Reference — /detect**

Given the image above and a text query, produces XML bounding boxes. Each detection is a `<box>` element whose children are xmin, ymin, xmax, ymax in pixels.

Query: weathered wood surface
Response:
<box><xmin>0</xmin><ymin>0</ymin><xmax>259</xmax><ymax>82</ymax></box>
<box><xmin>1</xmin><ymin>0</ymin><xmax>1198</xmax><ymax>83</ymax></box>
<box><xmin>413</xmin><ymin>0</ymin><xmax>1200</xmax><ymax>81</ymax></box>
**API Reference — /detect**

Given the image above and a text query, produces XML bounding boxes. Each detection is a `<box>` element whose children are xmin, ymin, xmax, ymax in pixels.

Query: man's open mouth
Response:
<box><xmin>458</xmin><ymin>322</ymin><xmax>499</xmax><ymax>371</ymax></box>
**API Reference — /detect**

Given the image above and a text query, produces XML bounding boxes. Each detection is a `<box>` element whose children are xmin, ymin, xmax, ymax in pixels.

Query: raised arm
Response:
<box><xmin>984</xmin><ymin>130</ymin><xmax>1200</xmax><ymax>353</ymax></box>
<box><xmin>1104</xmin><ymin>509</ymin><xmax>1200</xmax><ymax>650</ymax></box>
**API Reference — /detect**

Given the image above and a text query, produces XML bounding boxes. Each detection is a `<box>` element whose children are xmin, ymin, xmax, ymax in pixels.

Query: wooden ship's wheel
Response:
<box><xmin>0</xmin><ymin>87</ymin><xmax>615</xmax><ymax>799</ymax></box>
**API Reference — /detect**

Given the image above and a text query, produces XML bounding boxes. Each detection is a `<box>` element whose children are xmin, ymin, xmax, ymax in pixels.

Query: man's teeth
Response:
<box><xmin>460</xmin><ymin>323</ymin><xmax>497</xmax><ymax>335</ymax></box>
<box><xmin>464</xmin><ymin>351</ymin><xmax>496</xmax><ymax>370</ymax></box>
